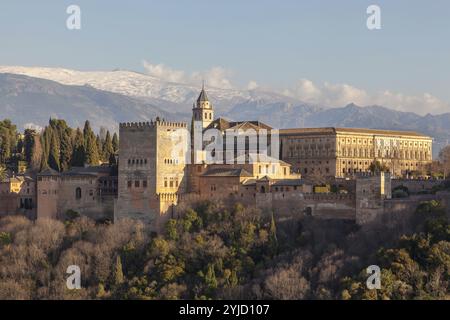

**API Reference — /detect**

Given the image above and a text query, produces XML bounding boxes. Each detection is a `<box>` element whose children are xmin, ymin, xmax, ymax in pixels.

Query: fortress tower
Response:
<box><xmin>115</xmin><ymin>120</ymin><xmax>188</xmax><ymax>229</ymax></box>
<box><xmin>355</xmin><ymin>172</ymin><xmax>392</xmax><ymax>224</ymax></box>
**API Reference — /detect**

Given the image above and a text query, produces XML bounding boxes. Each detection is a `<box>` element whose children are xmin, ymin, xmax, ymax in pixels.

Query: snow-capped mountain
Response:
<box><xmin>0</xmin><ymin>66</ymin><xmax>302</xmax><ymax>113</ymax></box>
<box><xmin>0</xmin><ymin>73</ymin><xmax>178</xmax><ymax>132</ymax></box>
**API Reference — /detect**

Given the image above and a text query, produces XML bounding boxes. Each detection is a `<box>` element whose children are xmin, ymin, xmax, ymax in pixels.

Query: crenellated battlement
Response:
<box><xmin>119</xmin><ymin>119</ymin><xmax>187</xmax><ymax>130</ymax></box>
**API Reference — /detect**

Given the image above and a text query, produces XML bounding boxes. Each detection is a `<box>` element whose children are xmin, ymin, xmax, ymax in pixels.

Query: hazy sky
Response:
<box><xmin>1</xmin><ymin>0</ymin><xmax>449</xmax><ymax>114</ymax></box>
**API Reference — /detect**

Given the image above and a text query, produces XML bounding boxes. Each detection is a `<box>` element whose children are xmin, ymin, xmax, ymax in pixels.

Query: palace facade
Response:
<box><xmin>280</xmin><ymin>127</ymin><xmax>432</xmax><ymax>178</ymax></box>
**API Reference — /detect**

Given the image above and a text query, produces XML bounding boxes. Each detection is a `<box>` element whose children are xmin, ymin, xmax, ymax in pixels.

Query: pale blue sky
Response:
<box><xmin>1</xmin><ymin>0</ymin><xmax>449</xmax><ymax>113</ymax></box>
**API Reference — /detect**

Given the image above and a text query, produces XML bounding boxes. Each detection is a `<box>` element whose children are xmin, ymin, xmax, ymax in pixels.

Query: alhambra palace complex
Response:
<box><xmin>1</xmin><ymin>87</ymin><xmax>445</xmax><ymax>230</ymax></box>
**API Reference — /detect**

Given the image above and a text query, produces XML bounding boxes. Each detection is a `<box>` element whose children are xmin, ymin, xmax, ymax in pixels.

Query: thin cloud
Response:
<box><xmin>284</xmin><ymin>79</ymin><xmax>450</xmax><ymax>115</ymax></box>
<box><xmin>142</xmin><ymin>60</ymin><xmax>234</xmax><ymax>89</ymax></box>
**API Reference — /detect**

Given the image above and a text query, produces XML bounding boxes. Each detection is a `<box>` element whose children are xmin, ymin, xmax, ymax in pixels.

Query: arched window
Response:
<box><xmin>75</xmin><ymin>187</ymin><xmax>82</xmax><ymax>200</ymax></box>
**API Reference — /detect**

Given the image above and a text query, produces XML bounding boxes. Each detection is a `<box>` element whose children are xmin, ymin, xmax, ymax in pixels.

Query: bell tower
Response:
<box><xmin>192</xmin><ymin>83</ymin><xmax>214</xmax><ymax>129</ymax></box>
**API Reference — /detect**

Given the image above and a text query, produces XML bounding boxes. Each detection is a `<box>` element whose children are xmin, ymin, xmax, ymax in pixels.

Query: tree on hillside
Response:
<box><xmin>40</xmin><ymin>125</ymin><xmax>53</xmax><ymax>170</ymax></box>
<box><xmin>23</xmin><ymin>129</ymin><xmax>36</xmax><ymax>164</ymax></box>
<box><xmin>71</xmin><ymin>128</ymin><xmax>85</xmax><ymax>167</ymax></box>
<box><xmin>30</xmin><ymin>134</ymin><xmax>43</xmax><ymax>171</ymax></box>
<box><xmin>0</xmin><ymin>119</ymin><xmax>18</xmax><ymax>165</ymax></box>
<box><xmin>48</xmin><ymin>130</ymin><xmax>60</xmax><ymax>171</ymax></box>
<box><xmin>269</xmin><ymin>213</ymin><xmax>278</xmax><ymax>255</ymax></box>
<box><xmin>112</xmin><ymin>132</ymin><xmax>119</xmax><ymax>154</ymax></box>
<box><xmin>102</xmin><ymin>131</ymin><xmax>114</xmax><ymax>163</ymax></box>
<box><xmin>83</xmin><ymin>121</ymin><xmax>100</xmax><ymax>166</ymax></box>
<box><xmin>0</xmin><ymin>130</ymin><xmax>11</xmax><ymax>164</ymax></box>
<box><xmin>113</xmin><ymin>255</ymin><xmax>125</xmax><ymax>286</ymax></box>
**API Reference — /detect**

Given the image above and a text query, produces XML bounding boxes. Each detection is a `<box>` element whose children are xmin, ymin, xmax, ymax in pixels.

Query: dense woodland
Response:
<box><xmin>0</xmin><ymin>199</ymin><xmax>448</xmax><ymax>300</ymax></box>
<box><xmin>0</xmin><ymin>119</ymin><xmax>118</xmax><ymax>176</ymax></box>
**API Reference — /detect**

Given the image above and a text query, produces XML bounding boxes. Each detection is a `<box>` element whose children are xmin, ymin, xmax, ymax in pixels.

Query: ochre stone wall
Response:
<box><xmin>280</xmin><ymin>128</ymin><xmax>432</xmax><ymax>178</ymax></box>
<box><xmin>116</xmin><ymin>121</ymin><xmax>188</xmax><ymax>229</ymax></box>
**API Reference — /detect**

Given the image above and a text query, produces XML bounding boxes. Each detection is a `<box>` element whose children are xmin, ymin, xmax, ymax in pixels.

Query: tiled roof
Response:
<box><xmin>271</xmin><ymin>179</ymin><xmax>305</xmax><ymax>186</ymax></box>
<box><xmin>206</xmin><ymin>118</ymin><xmax>273</xmax><ymax>132</ymax></box>
<box><xmin>242</xmin><ymin>179</ymin><xmax>257</xmax><ymax>186</ymax></box>
<box><xmin>38</xmin><ymin>166</ymin><xmax>112</xmax><ymax>177</ymax></box>
<box><xmin>335</xmin><ymin>127</ymin><xmax>429</xmax><ymax>137</ymax></box>
<box><xmin>197</xmin><ymin>87</ymin><xmax>209</xmax><ymax>103</ymax></box>
<box><xmin>202</xmin><ymin>168</ymin><xmax>253</xmax><ymax>177</ymax></box>
<box><xmin>279</xmin><ymin>127</ymin><xmax>429</xmax><ymax>138</ymax></box>
<box><xmin>232</xmin><ymin>153</ymin><xmax>291</xmax><ymax>165</ymax></box>
<box><xmin>62</xmin><ymin>166</ymin><xmax>112</xmax><ymax>177</ymax></box>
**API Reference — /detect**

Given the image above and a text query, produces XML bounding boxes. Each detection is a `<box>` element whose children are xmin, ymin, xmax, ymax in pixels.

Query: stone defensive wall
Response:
<box><xmin>256</xmin><ymin>192</ymin><xmax>355</xmax><ymax>220</ymax></box>
<box><xmin>158</xmin><ymin>190</ymin><xmax>357</xmax><ymax>222</ymax></box>
<box><xmin>391</xmin><ymin>179</ymin><xmax>444</xmax><ymax>194</ymax></box>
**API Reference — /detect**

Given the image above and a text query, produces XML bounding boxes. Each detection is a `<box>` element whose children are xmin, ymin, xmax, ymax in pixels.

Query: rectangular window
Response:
<box><xmin>135</xmin><ymin>180</ymin><xmax>140</xmax><ymax>188</ymax></box>
<box><xmin>143</xmin><ymin>180</ymin><xmax>147</xmax><ymax>188</ymax></box>
<box><xmin>127</xmin><ymin>181</ymin><xmax>132</xmax><ymax>188</ymax></box>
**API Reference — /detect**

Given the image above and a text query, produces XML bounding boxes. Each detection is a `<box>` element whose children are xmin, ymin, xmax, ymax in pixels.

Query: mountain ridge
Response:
<box><xmin>0</xmin><ymin>68</ymin><xmax>449</xmax><ymax>157</ymax></box>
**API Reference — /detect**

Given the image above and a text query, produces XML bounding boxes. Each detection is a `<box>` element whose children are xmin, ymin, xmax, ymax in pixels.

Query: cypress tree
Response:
<box><xmin>112</xmin><ymin>132</ymin><xmax>119</xmax><ymax>153</ymax></box>
<box><xmin>0</xmin><ymin>119</ymin><xmax>18</xmax><ymax>164</ymax></box>
<box><xmin>113</xmin><ymin>255</ymin><xmax>124</xmax><ymax>286</ymax></box>
<box><xmin>59</xmin><ymin>129</ymin><xmax>72</xmax><ymax>171</ymax></box>
<box><xmin>39</xmin><ymin>151</ymin><xmax>49</xmax><ymax>171</ymax></box>
<box><xmin>83</xmin><ymin>120</ymin><xmax>92</xmax><ymax>144</ymax></box>
<box><xmin>16</xmin><ymin>137</ymin><xmax>24</xmax><ymax>155</ymax></box>
<box><xmin>71</xmin><ymin>128</ymin><xmax>85</xmax><ymax>167</ymax></box>
<box><xmin>23</xmin><ymin>129</ymin><xmax>36</xmax><ymax>164</ymax></box>
<box><xmin>48</xmin><ymin>129</ymin><xmax>60</xmax><ymax>171</ymax></box>
<box><xmin>96</xmin><ymin>134</ymin><xmax>102</xmax><ymax>161</ymax></box>
<box><xmin>83</xmin><ymin>121</ymin><xmax>100</xmax><ymax>165</ymax></box>
<box><xmin>50</xmin><ymin>120</ymin><xmax>73</xmax><ymax>172</ymax></box>
<box><xmin>269</xmin><ymin>213</ymin><xmax>278</xmax><ymax>255</ymax></box>
<box><xmin>85</xmin><ymin>134</ymin><xmax>100</xmax><ymax>165</ymax></box>
<box><xmin>40</xmin><ymin>127</ymin><xmax>52</xmax><ymax>170</ymax></box>
<box><xmin>0</xmin><ymin>130</ymin><xmax>11</xmax><ymax>164</ymax></box>
<box><xmin>205</xmin><ymin>264</ymin><xmax>218</xmax><ymax>289</ymax></box>
<box><xmin>102</xmin><ymin>130</ymin><xmax>114</xmax><ymax>163</ymax></box>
